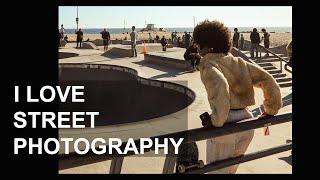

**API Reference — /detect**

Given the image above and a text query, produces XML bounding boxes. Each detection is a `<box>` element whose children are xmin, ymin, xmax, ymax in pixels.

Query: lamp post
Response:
<box><xmin>193</xmin><ymin>16</ymin><xmax>195</xmax><ymax>29</ymax></box>
<box><xmin>76</xmin><ymin>6</ymin><xmax>79</xmax><ymax>32</ymax></box>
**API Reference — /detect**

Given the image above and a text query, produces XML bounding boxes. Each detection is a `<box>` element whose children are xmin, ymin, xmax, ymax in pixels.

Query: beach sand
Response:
<box><xmin>65</xmin><ymin>32</ymin><xmax>292</xmax><ymax>48</ymax></box>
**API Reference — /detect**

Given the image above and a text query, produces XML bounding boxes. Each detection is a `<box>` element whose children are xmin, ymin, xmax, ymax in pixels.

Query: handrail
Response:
<box><xmin>59</xmin><ymin>111</ymin><xmax>292</xmax><ymax>171</ymax></box>
<box><xmin>258</xmin><ymin>44</ymin><xmax>289</xmax><ymax>73</ymax></box>
<box><xmin>183</xmin><ymin>142</ymin><xmax>292</xmax><ymax>174</ymax></box>
<box><xmin>258</xmin><ymin>44</ymin><xmax>288</xmax><ymax>63</ymax></box>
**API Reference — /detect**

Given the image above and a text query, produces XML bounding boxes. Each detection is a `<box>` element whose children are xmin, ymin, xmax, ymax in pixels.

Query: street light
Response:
<box><xmin>76</xmin><ymin>6</ymin><xmax>79</xmax><ymax>32</ymax></box>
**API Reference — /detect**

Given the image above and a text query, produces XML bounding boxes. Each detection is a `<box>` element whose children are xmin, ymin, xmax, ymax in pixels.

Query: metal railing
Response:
<box><xmin>59</xmin><ymin>111</ymin><xmax>292</xmax><ymax>174</ymax></box>
<box><xmin>258</xmin><ymin>44</ymin><xmax>289</xmax><ymax>74</ymax></box>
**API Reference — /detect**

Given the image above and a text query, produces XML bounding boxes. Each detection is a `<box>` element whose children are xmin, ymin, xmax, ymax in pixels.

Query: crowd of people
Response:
<box><xmin>233</xmin><ymin>27</ymin><xmax>271</xmax><ymax>58</ymax></box>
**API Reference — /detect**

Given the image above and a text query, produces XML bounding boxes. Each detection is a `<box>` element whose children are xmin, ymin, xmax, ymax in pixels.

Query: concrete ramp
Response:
<box><xmin>82</xmin><ymin>42</ymin><xmax>99</xmax><ymax>50</ymax></box>
<box><xmin>102</xmin><ymin>44</ymin><xmax>164</xmax><ymax>57</ymax></box>
<box><xmin>92</xmin><ymin>39</ymin><xmax>104</xmax><ymax>46</ymax></box>
<box><xmin>144</xmin><ymin>48</ymin><xmax>192</xmax><ymax>70</ymax></box>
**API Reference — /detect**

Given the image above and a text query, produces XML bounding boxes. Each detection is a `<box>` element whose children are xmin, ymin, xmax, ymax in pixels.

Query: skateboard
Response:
<box><xmin>176</xmin><ymin>142</ymin><xmax>204</xmax><ymax>173</ymax></box>
<box><xmin>175</xmin><ymin>112</ymin><xmax>210</xmax><ymax>173</ymax></box>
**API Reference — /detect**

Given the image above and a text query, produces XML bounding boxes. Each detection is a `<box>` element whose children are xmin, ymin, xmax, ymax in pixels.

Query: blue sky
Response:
<box><xmin>59</xmin><ymin>6</ymin><xmax>292</xmax><ymax>28</ymax></box>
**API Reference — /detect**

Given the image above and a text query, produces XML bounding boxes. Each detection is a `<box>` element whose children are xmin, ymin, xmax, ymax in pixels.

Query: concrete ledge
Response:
<box><xmin>103</xmin><ymin>44</ymin><xmax>164</xmax><ymax>57</ymax></box>
<box><xmin>144</xmin><ymin>53</ymin><xmax>192</xmax><ymax>70</ymax></box>
<box><xmin>121</xmin><ymin>40</ymin><xmax>143</xmax><ymax>45</ymax></box>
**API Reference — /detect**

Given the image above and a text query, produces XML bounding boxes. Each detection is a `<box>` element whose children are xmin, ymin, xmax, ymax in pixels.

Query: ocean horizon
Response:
<box><xmin>64</xmin><ymin>27</ymin><xmax>292</xmax><ymax>34</ymax></box>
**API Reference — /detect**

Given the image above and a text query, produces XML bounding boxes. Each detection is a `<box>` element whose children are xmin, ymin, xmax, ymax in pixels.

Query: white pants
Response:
<box><xmin>206</xmin><ymin>108</ymin><xmax>254</xmax><ymax>174</ymax></box>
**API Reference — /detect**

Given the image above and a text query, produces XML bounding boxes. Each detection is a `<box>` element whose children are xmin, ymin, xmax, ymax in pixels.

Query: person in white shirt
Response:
<box><xmin>130</xmin><ymin>26</ymin><xmax>138</xmax><ymax>57</ymax></box>
<box><xmin>60</xmin><ymin>24</ymin><xmax>65</xmax><ymax>39</ymax></box>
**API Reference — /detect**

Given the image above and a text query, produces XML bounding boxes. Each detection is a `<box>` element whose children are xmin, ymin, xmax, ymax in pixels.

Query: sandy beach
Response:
<box><xmin>65</xmin><ymin>32</ymin><xmax>292</xmax><ymax>48</ymax></box>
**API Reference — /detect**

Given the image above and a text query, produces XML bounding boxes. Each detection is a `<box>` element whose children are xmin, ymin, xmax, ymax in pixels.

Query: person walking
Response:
<box><xmin>100</xmin><ymin>28</ymin><xmax>111</xmax><ymax>51</ymax></box>
<box><xmin>75</xmin><ymin>28</ymin><xmax>83</xmax><ymax>48</ymax></box>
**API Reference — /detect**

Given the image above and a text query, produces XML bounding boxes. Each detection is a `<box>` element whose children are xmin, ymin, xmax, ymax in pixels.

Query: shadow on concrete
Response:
<box><xmin>59</xmin><ymin>52</ymin><xmax>79</xmax><ymax>59</ymax></box>
<box><xmin>282</xmin><ymin>93</ymin><xmax>292</xmax><ymax>108</ymax></box>
<box><xmin>133</xmin><ymin>61</ymin><xmax>189</xmax><ymax>80</ymax></box>
<box><xmin>279</xmin><ymin>155</ymin><xmax>292</xmax><ymax>166</ymax></box>
<box><xmin>251</xmin><ymin>92</ymin><xmax>292</xmax><ymax>117</ymax></box>
<box><xmin>100</xmin><ymin>49</ymin><xmax>132</xmax><ymax>59</ymax></box>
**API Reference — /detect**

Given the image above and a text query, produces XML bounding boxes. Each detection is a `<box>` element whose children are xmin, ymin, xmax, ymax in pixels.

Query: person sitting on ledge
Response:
<box><xmin>193</xmin><ymin>19</ymin><xmax>282</xmax><ymax>174</ymax></box>
<box><xmin>184</xmin><ymin>42</ymin><xmax>201</xmax><ymax>72</ymax></box>
<box><xmin>64</xmin><ymin>35</ymin><xmax>69</xmax><ymax>43</ymax></box>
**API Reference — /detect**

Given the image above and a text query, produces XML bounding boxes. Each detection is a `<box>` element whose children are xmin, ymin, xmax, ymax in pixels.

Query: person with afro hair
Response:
<box><xmin>193</xmin><ymin>19</ymin><xmax>282</xmax><ymax>174</ymax></box>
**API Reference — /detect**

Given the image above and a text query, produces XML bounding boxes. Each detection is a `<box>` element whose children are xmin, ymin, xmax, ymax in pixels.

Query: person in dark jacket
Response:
<box><xmin>58</xmin><ymin>30</ymin><xmax>62</xmax><ymax>47</ymax></box>
<box><xmin>100</xmin><ymin>28</ymin><xmax>111</xmax><ymax>51</ymax></box>
<box><xmin>184</xmin><ymin>42</ymin><xmax>201</xmax><ymax>71</ymax></box>
<box><xmin>160</xmin><ymin>36</ymin><xmax>167</xmax><ymax>51</ymax></box>
<box><xmin>233</xmin><ymin>28</ymin><xmax>240</xmax><ymax>48</ymax></box>
<box><xmin>76</xmin><ymin>28</ymin><xmax>84</xmax><ymax>48</ymax></box>
<box><xmin>155</xmin><ymin>34</ymin><xmax>160</xmax><ymax>43</ymax></box>
<box><xmin>184</xmin><ymin>32</ymin><xmax>191</xmax><ymax>48</ymax></box>
<box><xmin>250</xmin><ymin>28</ymin><xmax>260</xmax><ymax>58</ymax></box>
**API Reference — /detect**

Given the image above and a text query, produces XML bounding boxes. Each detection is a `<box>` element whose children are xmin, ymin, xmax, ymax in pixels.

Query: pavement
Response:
<box><xmin>58</xmin><ymin>43</ymin><xmax>292</xmax><ymax>174</ymax></box>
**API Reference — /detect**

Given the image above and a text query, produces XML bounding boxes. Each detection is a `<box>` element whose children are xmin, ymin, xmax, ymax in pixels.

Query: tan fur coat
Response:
<box><xmin>199</xmin><ymin>53</ymin><xmax>282</xmax><ymax>127</ymax></box>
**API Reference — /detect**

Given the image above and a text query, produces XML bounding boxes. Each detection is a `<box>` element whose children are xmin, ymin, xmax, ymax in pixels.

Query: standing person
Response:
<box><xmin>240</xmin><ymin>34</ymin><xmax>245</xmax><ymax>50</ymax></box>
<box><xmin>171</xmin><ymin>32</ymin><xmax>174</xmax><ymax>43</ymax></box>
<box><xmin>75</xmin><ymin>28</ymin><xmax>83</xmax><ymax>48</ymax></box>
<box><xmin>100</xmin><ymin>28</ymin><xmax>111</xmax><ymax>51</ymax></box>
<box><xmin>160</xmin><ymin>36</ymin><xmax>167</xmax><ymax>51</ymax></box>
<box><xmin>261</xmin><ymin>28</ymin><xmax>270</xmax><ymax>56</ymax></box>
<box><xmin>182</xmin><ymin>35</ymin><xmax>185</xmax><ymax>47</ymax></box>
<box><xmin>130</xmin><ymin>26</ymin><xmax>138</xmax><ymax>57</ymax></box>
<box><xmin>60</xmin><ymin>24</ymin><xmax>65</xmax><ymax>39</ymax></box>
<box><xmin>233</xmin><ymin>28</ymin><xmax>240</xmax><ymax>48</ymax></box>
<box><xmin>149</xmin><ymin>32</ymin><xmax>152</xmax><ymax>43</ymax></box>
<box><xmin>177</xmin><ymin>36</ymin><xmax>182</xmax><ymax>47</ymax></box>
<box><xmin>184</xmin><ymin>31</ymin><xmax>191</xmax><ymax>48</ymax></box>
<box><xmin>173</xmin><ymin>31</ymin><xmax>177</xmax><ymax>45</ymax></box>
<box><xmin>193</xmin><ymin>19</ymin><xmax>282</xmax><ymax>174</ymax></box>
<box><xmin>58</xmin><ymin>30</ymin><xmax>62</xmax><ymax>47</ymax></box>
<box><xmin>250</xmin><ymin>28</ymin><xmax>260</xmax><ymax>58</ymax></box>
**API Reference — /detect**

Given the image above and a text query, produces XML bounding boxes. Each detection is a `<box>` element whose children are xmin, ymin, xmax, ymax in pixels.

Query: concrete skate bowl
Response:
<box><xmin>59</xmin><ymin>63</ymin><xmax>195</xmax><ymax>127</ymax></box>
<box><xmin>59</xmin><ymin>52</ymin><xmax>79</xmax><ymax>59</ymax></box>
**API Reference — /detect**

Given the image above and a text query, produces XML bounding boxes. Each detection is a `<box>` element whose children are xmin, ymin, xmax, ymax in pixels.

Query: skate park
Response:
<box><xmin>58</xmin><ymin>41</ymin><xmax>292</xmax><ymax>174</ymax></box>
